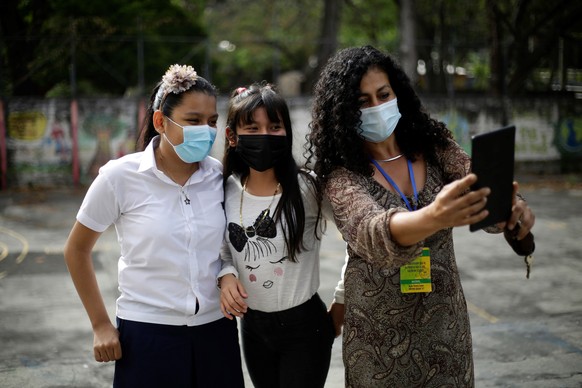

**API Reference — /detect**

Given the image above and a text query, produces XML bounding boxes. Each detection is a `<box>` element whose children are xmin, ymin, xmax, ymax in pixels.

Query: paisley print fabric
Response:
<box><xmin>324</xmin><ymin>140</ymin><xmax>475</xmax><ymax>387</ymax></box>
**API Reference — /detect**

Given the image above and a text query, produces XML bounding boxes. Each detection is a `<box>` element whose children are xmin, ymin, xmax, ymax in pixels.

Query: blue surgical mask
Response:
<box><xmin>358</xmin><ymin>98</ymin><xmax>401</xmax><ymax>143</ymax></box>
<box><xmin>164</xmin><ymin>117</ymin><xmax>217</xmax><ymax>163</ymax></box>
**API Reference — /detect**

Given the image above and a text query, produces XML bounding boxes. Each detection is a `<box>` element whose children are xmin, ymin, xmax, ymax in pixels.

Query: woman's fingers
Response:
<box><xmin>448</xmin><ymin>173</ymin><xmax>479</xmax><ymax>198</ymax></box>
<box><xmin>220</xmin><ymin>288</ymin><xmax>247</xmax><ymax>318</ymax></box>
<box><xmin>220</xmin><ymin>303</ymin><xmax>234</xmax><ymax>320</ymax></box>
<box><xmin>97</xmin><ymin>348</ymin><xmax>116</xmax><ymax>362</ymax></box>
<box><xmin>511</xmin><ymin>202</ymin><xmax>535</xmax><ymax>240</ymax></box>
<box><xmin>228</xmin><ymin>290</ymin><xmax>247</xmax><ymax>313</ymax></box>
<box><xmin>94</xmin><ymin>343</ymin><xmax>121</xmax><ymax>362</ymax></box>
<box><xmin>93</xmin><ymin>324</ymin><xmax>121</xmax><ymax>362</ymax></box>
<box><xmin>447</xmin><ymin>192</ymin><xmax>489</xmax><ymax>226</ymax></box>
<box><xmin>505</xmin><ymin>181</ymin><xmax>536</xmax><ymax>239</ymax></box>
<box><xmin>432</xmin><ymin>175</ymin><xmax>490</xmax><ymax>228</ymax></box>
<box><xmin>220</xmin><ymin>296</ymin><xmax>240</xmax><ymax>319</ymax></box>
<box><xmin>505</xmin><ymin>182</ymin><xmax>522</xmax><ymax>229</ymax></box>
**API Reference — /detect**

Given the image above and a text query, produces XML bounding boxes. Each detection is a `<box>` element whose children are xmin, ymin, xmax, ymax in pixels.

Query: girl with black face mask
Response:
<box><xmin>217</xmin><ymin>83</ymin><xmax>344</xmax><ymax>388</ymax></box>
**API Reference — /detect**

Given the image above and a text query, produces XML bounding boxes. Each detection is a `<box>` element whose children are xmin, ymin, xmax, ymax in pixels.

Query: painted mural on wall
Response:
<box><xmin>555</xmin><ymin>117</ymin><xmax>582</xmax><ymax>155</ymax></box>
<box><xmin>5</xmin><ymin>98</ymin><xmax>138</xmax><ymax>188</ymax></box>
<box><xmin>431</xmin><ymin>99</ymin><xmax>568</xmax><ymax>162</ymax></box>
<box><xmin>2</xmin><ymin>97</ymin><xmax>580</xmax><ymax>188</ymax></box>
<box><xmin>6</xmin><ymin>99</ymin><xmax>73</xmax><ymax>187</ymax></box>
<box><xmin>513</xmin><ymin>115</ymin><xmax>561</xmax><ymax>160</ymax></box>
<box><xmin>77</xmin><ymin>99</ymin><xmax>137</xmax><ymax>185</ymax></box>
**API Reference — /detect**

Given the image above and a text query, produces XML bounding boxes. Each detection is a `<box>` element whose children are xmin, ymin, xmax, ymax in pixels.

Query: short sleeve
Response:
<box><xmin>76</xmin><ymin>171</ymin><xmax>120</xmax><ymax>232</ymax></box>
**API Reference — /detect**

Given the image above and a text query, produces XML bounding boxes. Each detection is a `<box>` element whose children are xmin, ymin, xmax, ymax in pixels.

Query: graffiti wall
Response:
<box><xmin>4</xmin><ymin>98</ymin><xmax>138</xmax><ymax>188</ymax></box>
<box><xmin>76</xmin><ymin>99</ymin><xmax>138</xmax><ymax>185</ymax></box>
<box><xmin>1</xmin><ymin>96</ymin><xmax>580</xmax><ymax>189</ymax></box>
<box><xmin>6</xmin><ymin>99</ymin><xmax>73</xmax><ymax>187</ymax></box>
<box><xmin>426</xmin><ymin>97</ymin><xmax>580</xmax><ymax>165</ymax></box>
<box><xmin>432</xmin><ymin>107</ymin><xmax>564</xmax><ymax>161</ymax></box>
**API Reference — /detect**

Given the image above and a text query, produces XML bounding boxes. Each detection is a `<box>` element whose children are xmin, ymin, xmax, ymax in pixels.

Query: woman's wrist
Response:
<box><xmin>217</xmin><ymin>273</ymin><xmax>236</xmax><ymax>289</ymax></box>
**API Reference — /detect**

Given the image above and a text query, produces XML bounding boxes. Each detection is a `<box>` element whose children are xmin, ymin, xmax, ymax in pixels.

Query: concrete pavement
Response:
<box><xmin>0</xmin><ymin>177</ymin><xmax>581</xmax><ymax>387</ymax></box>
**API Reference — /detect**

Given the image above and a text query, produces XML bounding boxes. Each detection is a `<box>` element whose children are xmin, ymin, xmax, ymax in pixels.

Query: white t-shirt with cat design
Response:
<box><xmin>218</xmin><ymin>173</ymin><xmax>343</xmax><ymax>312</ymax></box>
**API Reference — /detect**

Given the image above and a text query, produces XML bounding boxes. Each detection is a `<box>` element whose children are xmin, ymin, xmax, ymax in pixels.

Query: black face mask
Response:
<box><xmin>235</xmin><ymin>135</ymin><xmax>289</xmax><ymax>172</ymax></box>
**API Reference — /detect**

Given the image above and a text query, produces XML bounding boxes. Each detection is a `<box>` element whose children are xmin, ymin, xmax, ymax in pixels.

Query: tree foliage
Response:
<box><xmin>1</xmin><ymin>0</ymin><xmax>580</xmax><ymax>97</ymax></box>
<box><xmin>0</xmin><ymin>0</ymin><xmax>208</xmax><ymax>96</ymax></box>
<box><xmin>339</xmin><ymin>0</ymin><xmax>399</xmax><ymax>51</ymax></box>
<box><xmin>204</xmin><ymin>0</ymin><xmax>322</xmax><ymax>92</ymax></box>
<box><xmin>486</xmin><ymin>0</ymin><xmax>582</xmax><ymax>95</ymax></box>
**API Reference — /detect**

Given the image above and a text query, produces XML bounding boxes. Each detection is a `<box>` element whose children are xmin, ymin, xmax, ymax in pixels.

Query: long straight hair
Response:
<box><xmin>223</xmin><ymin>83</ymin><xmax>320</xmax><ymax>262</ymax></box>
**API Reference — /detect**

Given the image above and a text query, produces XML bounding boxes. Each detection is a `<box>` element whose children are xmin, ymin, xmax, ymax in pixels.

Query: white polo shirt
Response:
<box><xmin>77</xmin><ymin>136</ymin><xmax>226</xmax><ymax>326</ymax></box>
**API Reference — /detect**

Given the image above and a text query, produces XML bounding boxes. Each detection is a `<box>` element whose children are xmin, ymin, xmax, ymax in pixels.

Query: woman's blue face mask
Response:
<box><xmin>358</xmin><ymin>98</ymin><xmax>401</xmax><ymax>143</ymax></box>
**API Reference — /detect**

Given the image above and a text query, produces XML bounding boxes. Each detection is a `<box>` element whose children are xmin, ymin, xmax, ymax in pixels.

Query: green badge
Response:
<box><xmin>400</xmin><ymin>247</ymin><xmax>432</xmax><ymax>293</ymax></box>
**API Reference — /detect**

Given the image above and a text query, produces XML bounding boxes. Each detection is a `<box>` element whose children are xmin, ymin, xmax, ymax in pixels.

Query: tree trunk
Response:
<box><xmin>306</xmin><ymin>0</ymin><xmax>343</xmax><ymax>92</ymax></box>
<box><xmin>399</xmin><ymin>0</ymin><xmax>418</xmax><ymax>84</ymax></box>
<box><xmin>486</xmin><ymin>0</ymin><xmax>504</xmax><ymax>97</ymax></box>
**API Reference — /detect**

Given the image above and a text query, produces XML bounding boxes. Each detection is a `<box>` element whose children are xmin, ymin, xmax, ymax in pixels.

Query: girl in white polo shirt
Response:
<box><xmin>64</xmin><ymin>64</ymin><xmax>244</xmax><ymax>387</ymax></box>
<box><xmin>217</xmin><ymin>83</ymin><xmax>344</xmax><ymax>388</ymax></box>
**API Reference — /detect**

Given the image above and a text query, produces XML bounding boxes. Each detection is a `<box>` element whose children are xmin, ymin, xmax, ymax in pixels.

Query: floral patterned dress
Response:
<box><xmin>324</xmin><ymin>140</ymin><xmax>475</xmax><ymax>387</ymax></box>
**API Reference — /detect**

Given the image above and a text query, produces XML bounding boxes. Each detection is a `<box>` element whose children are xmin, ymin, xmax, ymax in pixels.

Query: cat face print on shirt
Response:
<box><xmin>228</xmin><ymin>207</ymin><xmax>287</xmax><ymax>289</ymax></box>
<box><xmin>245</xmin><ymin>256</ymin><xmax>288</xmax><ymax>289</ymax></box>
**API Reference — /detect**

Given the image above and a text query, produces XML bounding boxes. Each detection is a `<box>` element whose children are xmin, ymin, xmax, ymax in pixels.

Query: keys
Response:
<box><xmin>524</xmin><ymin>255</ymin><xmax>534</xmax><ymax>279</ymax></box>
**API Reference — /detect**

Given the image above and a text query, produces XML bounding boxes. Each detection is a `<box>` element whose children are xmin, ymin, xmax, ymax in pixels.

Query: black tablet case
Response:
<box><xmin>469</xmin><ymin>125</ymin><xmax>516</xmax><ymax>232</ymax></box>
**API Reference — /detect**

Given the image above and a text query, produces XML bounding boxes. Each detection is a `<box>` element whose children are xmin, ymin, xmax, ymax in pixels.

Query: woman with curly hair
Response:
<box><xmin>307</xmin><ymin>46</ymin><xmax>535</xmax><ymax>387</ymax></box>
<box><xmin>64</xmin><ymin>64</ymin><xmax>244</xmax><ymax>387</ymax></box>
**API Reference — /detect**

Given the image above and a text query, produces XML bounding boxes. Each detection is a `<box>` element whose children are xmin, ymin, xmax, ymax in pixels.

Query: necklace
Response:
<box><xmin>157</xmin><ymin>149</ymin><xmax>193</xmax><ymax>205</ymax></box>
<box><xmin>180</xmin><ymin>182</ymin><xmax>191</xmax><ymax>205</ymax></box>
<box><xmin>374</xmin><ymin>154</ymin><xmax>403</xmax><ymax>163</ymax></box>
<box><xmin>240</xmin><ymin>177</ymin><xmax>280</xmax><ymax>229</ymax></box>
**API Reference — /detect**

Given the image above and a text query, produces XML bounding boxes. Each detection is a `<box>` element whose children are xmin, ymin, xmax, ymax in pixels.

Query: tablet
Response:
<box><xmin>469</xmin><ymin>125</ymin><xmax>516</xmax><ymax>232</ymax></box>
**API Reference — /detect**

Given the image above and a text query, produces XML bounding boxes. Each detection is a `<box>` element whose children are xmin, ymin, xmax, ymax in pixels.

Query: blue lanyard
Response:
<box><xmin>371</xmin><ymin>158</ymin><xmax>418</xmax><ymax>211</ymax></box>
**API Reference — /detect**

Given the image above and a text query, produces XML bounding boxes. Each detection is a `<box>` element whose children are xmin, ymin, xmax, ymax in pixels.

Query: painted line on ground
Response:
<box><xmin>467</xmin><ymin>300</ymin><xmax>499</xmax><ymax>324</ymax></box>
<box><xmin>0</xmin><ymin>226</ymin><xmax>29</xmax><ymax>279</ymax></box>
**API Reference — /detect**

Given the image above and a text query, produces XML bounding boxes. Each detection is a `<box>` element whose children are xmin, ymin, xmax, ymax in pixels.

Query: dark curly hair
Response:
<box><xmin>223</xmin><ymin>83</ymin><xmax>321</xmax><ymax>262</ymax></box>
<box><xmin>306</xmin><ymin>45</ymin><xmax>453</xmax><ymax>183</ymax></box>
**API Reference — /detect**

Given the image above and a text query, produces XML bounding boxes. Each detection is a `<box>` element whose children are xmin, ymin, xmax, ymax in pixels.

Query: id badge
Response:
<box><xmin>400</xmin><ymin>247</ymin><xmax>432</xmax><ymax>293</ymax></box>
